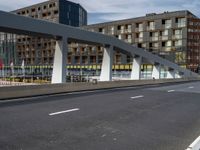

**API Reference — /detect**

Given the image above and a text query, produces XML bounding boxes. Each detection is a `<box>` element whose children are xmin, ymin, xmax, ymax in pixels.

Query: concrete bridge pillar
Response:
<box><xmin>176</xmin><ymin>72</ymin><xmax>182</xmax><ymax>78</ymax></box>
<box><xmin>167</xmin><ymin>69</ymin><xmax>175</xmax><ymax>79</ymax></box>
<box><xmin>131</xmin><ymin>56</ymin><xmax>141</xmax><ymax>80</ymax></box>
<box><xmin>100</xmin><ymin>45</ymin><xmax>113</xmax><ymax>81</ymax></box>
<box><xmin>52</xmin><ymin>37</ymin><xmax>68</xmax><ymax>84</ymax></box>
<box><xmin>152</xmin><ymin>64</ymin><xmax>161</xmax><ymax>79</ymax></box>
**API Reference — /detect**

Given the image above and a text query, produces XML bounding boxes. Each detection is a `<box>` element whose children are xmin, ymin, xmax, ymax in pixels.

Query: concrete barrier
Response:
<box><xmin>0</xmin><ymin>78</ymin><xmax>199</xmax><ymax>100</ymax></box>
<box><xmin>186</xmin><ymin>136</ymin><xmax>200</xmax><ymax>150</ymax></box>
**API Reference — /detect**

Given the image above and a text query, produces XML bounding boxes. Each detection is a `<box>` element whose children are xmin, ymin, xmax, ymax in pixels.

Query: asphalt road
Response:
<box><xmin>0</xmin><ymin>81</ymin><xmax>200</xmax><ymax>150</ymax></box>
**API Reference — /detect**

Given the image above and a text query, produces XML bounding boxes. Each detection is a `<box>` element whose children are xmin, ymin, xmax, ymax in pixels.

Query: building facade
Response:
<box><xmin>1</xmin><ymin>8</ymin><xmax>200</xmax><ymax>75</ymax></box>
<box><xmin>0</xmin><ymin>34</ymin><xmax>17</xmax><ymax>65</ymax></box>
<box><xmin>0</xmin><ymin>0</ymin><xmax>87</xmax><ymax>66</ymax></box>
<box><xmin>75</xmin><ymin>10</ymin><xmax>199</xmax><ymax>72</ymax></box>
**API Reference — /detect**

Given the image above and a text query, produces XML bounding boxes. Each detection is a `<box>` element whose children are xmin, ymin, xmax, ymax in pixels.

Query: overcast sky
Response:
<box><xmin>0</xmin><ymin>0</ymin><xmax>200</xmax><ymax>24</ymax></box>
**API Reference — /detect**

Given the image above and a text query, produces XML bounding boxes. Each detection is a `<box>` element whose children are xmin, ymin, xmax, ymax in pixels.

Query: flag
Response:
<box><xmin>21</xmin><ymin>59</ymin><xmax>25</xmax><ymax>76</ymax></box>
<box><xmin>21</xmin><ymin>59</ymin><xmax>25</xmax><ymax>70</ymax></box>
<box><xmin>0</xmin><ymin>58</ymin><xmax>3</xmax><ymax>69</ymax></box>
<box><xmin>10</xmin><ymin>61</ymin><xmax>14</xmax><ymax>75</ymax></box>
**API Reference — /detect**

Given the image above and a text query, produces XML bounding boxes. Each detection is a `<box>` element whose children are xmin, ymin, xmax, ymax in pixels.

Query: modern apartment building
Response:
<box><xmin>0</xmin><ymin>34</ymin><xmax>16</xmax><ymax>66</ymax></box>
<box><xmin>70</xmin><ymin>10</ymin><xmax>199</xmax><ymax>72</ymax></box>
<box><xmin>0</xmin><ymin>0</ymin><xmax>87</xmax><ymax>66</ymax></box>
<box><xmin>1</xmin><ymin>7</ymin><xmax>200</xmax><ymax>75</ymax></box>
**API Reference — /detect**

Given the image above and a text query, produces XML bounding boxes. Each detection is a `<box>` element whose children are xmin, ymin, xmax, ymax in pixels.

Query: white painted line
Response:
<box><xmin>167</xmin><ymin>90</ymin><xmax>175</xmax><ymax>93</ymax></box>
<box><xmin>130</xmin><ymin>95</ymin><xmax>144</xmax><ymax>99</ymax></box>
<box><xmin>186</xmin><ymin>136</ymin><xmax>200</xmax><ymax>150</ymax></box>
<box><xmin>188</xmin><ymin>86</ymin><xmax>194</xmax><ymax>89</ymax></box>
<box><xmin>49</xmin><ymin>108</ymin><xmax>80</xmax><ymax>116</ymax></box>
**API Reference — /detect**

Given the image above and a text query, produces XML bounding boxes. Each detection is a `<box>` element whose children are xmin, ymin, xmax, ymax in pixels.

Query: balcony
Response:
<box><xmin>161</xmin><ymin>47</ymin><xmax>172</xmax><ymax>52</ymax></box>
<box><xmin>124</xmin><ymin>29</ymin><xmax>132</xmax><ymax>33</ymax></box>
<box><xmin>172</xmin><ymin>34</ymin><xmax>182</xmax><ymax>39</ymax></box>
<box><xmin>177</xmin><ymin>23</ymin><xmax>186</xmax><ymax>28</ymax></box>
<box><xmin>164</xmin><ymin>24</ymin><xmax>171</xmax><ymax>29</ymax></box>
<box><xmin>150</xmin><ymin>37</ymin><xmax>159</xmax><ymax>41</ymax></box>
<box><xmin>160</xmin><ymin>35</ymin><xmax>169</xmax><ymax>41</ymax></box>
<box><xmin>147</xmin><ymin>26</ymin><xmax>155</xmax><ymax>31</ymax></box>
<box><xmin>135</xmin><ymin>38</ymin><xmax>143</xmax><ymax>43</ymax></box>
<box><xmin>81</xmin><ymin>51</ymin><xmax>88</xmax><ymax>56</ymax></box>
<box><xmin>135</xmin><ymin>28</ymin><xmax>139</xmax><ymax>32</ymax></box>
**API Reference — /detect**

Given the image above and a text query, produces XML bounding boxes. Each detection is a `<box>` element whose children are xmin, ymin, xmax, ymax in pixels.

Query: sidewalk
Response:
<box><xmin>0</xmin><ymin>80</ymin><xmax>38</xmax><ymax>87</ymax></box>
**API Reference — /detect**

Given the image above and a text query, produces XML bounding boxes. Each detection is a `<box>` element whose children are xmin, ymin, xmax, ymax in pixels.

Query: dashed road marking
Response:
<box><xmin>186</xmin><ymin>136</ymin><xmax>200</xmax><ymax>150</ymax></box>
<box><xmin>167</xmin><ymin>90</ymin><xmax>175</xmax><ymax>93</ymax></box>
<box><xmin>49</xmin><ymin>108</ymin><xmax>80</xmax><ymax>116</ymax></box>
<box><xmin>130</xmin><ymin>95</ymin><xmax>144</xmax><ymax>99</ymax></box>
<box><xmin>188</xmin><ymin>86</ymin><xmax>194</xmax><ymax>89</ymax></box>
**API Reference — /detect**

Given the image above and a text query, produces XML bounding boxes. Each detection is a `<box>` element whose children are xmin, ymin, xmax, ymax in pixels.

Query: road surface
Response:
<box><xmin>0</xmin><ymin>81</ymin><xmax>200</xmax><ymax>150</ymax></box>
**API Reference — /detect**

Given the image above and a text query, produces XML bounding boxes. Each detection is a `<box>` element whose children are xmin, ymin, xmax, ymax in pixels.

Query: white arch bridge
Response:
<box><xmin>0</xmin><ymin>11</ymin><xmax>198</xmax><ymax>83</ymax></box>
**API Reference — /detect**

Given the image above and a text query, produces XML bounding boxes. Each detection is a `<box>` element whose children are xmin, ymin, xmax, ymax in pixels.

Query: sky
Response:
<box><xmin>0</xmin><ymin>0</ymin><xmax>200</xmax><ymax>24</ymax></box>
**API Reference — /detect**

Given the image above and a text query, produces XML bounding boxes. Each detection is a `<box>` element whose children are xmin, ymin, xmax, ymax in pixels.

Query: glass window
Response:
<box><xmin>139</xmin><ymin>32</ymin><xmax>143</xmax><ymax>38</ymax></box>
<box><xmin>166</xmin><ymin>41</ymin><xmax>172</xmax><ymax>47</ymax></box>
<box><xmin>177</xmin><ymin>18</ymin><xmax>186</xmax><ymax>27</ymax></box>
<box><xmin>165</xmin><ymin>20</ymin><xmax>172</xmax><ymax>28</ymax></box>
<box><xmin>162</xmin><ymin>30</ymin><xmax>168</xmax><ymax>36</ymax></box>
<box><xmin>175</xmin><ymin>40</ymin><xmax>182</xmax><ymax>47</ymax></box>
<box><xmin>127</xmin><ymin>25</ymin><xmax>132</xmax><ymax>32</ymax></box>
<box><xmin>139</xmin><ymin>23</ymin><xmax>143</xmax><ymax>31</ymax></box>
<box><xmin>148</xmin><ymin>21</ymin><xmax>155</xmax><ymax>30</ymax></box>
<box><xmin>175</xmin><ymin>29</ymin><xmax>182</xmax><ymax>35</ymax></box>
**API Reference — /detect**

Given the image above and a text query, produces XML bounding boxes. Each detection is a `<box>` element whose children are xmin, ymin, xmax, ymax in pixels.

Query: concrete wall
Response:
<box><xmin>0</xmin><ymin>78</ymin><xmax>199</xmax><ymax>100</ymax></box>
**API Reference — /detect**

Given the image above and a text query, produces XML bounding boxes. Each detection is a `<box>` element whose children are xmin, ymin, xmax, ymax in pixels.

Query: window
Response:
<box><xmin>148</xmin><ymin>21</ymin><xmax>155</xmax><ymax>30</ymax></box>
<box><xmin>110</xmin><ymin>26</ymin><xmax>114</xmax><ymax>34</ymax></box>
<box><xmin>99</xmin><ymin>28</ymin><xmax>103</xmax><ymax>32</ymax></box>
<box><xmin>177</xmin><ymin>18</ymin><xmax>186</xmax><ymax>27</ymax></box>
<box><xmin>174</xmin><ymin>29</ymin><xmax>182</xmax><ymax>35</ymax></box>
<box><xmin>42</xmin><ymin>13</ymin><xmax>47</xmax><ymax>17</ymax></box>
<box><xmin>127</xmin><ymin>25</ymin><xmax>132</xmax><ymax>32</ymax></box>
<box><xmin>138</xmin><ymin>43</ymin><xmax>142</xmax><ymax>48</ymax></box>
<box><xmin>54</xmin><ymin>10</ymin><xmax>58</xmax><ymax>14</ymax></box>
<box><xmin>31</xmin><ymin>8</ymin><xmax>36</xmax><ymax>12</ymax></box>
<box><xmin>166</xmin><ymin>41</ymin><xmax>172</xmax><ymax>47</ymax></box>
<box><xmin>162</xmin><ymin>30</ymin><xmax>168</xmax><ymax>36</ymax></box>
<box><xmin>139</xmin><ymin>23</ymin><xmax>143</xmax><ymax>31</ymax></box>
<box><xmin>162</xmin><ymin>20</ymin><xmax>165</xmax><ymax>25</ymax></box>
<box><xmin>175</xmin><ymin>40</ymin><xmax>182</xmax><ymax>47</ymax></box>
<box><xmin>162</xmin><ymin>42</ymin><xmax>166</xmax><ymax>47</ymax></box>
<box><xmin>150</xmin><ymin>32</ymin><xmax>153</xmax><ymax>37</ymax></box>
<box><xmin>121</xmin><ymin>26</ymin><xmax>125</xmax><ymax>33</ymax></box>
<box><xmin>117</xmin><ymin>25</ymin><xmax>121</xmax><ymax>30</ymax></box>
<box><xmin>49</xmin><ymin>4</ymin><xmax>52</xmax><ymax>8</ymax></box>
<box><xmin>139</xmin><ymin>32</ymin><xmax>143</xmax><ymax>38</ymax></box>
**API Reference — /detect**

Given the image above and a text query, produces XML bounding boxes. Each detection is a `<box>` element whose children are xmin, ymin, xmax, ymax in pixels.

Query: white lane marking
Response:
<box><xmin>130</xmin><ymin>95</ymin><xmax>144</xmax><ymax>99</ymax></box>
<box><xmin>49</xmin><ymin>108</ymin><xmax>79</xmax><ymax>116</ymax></box>
<box><xmin>188</xmin><ymin>86</ymin><xmax>194</xmax><ymax>89</ymax></box>
<box><xmin>167</xmin><ymin>90</ymin><xmax>175</xmax><ymax>93</ymax></box>
<box><xmin>186</xmin><ymin>136</ymin><xmax>200</xmax><ymax>150</ymax></box>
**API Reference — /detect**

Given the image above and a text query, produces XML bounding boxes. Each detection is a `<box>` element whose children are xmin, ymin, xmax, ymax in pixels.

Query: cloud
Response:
<box><xmin>0</xmin><ymin>0</ymin><xmax>200</xmax><ymax>24</ymax></box>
